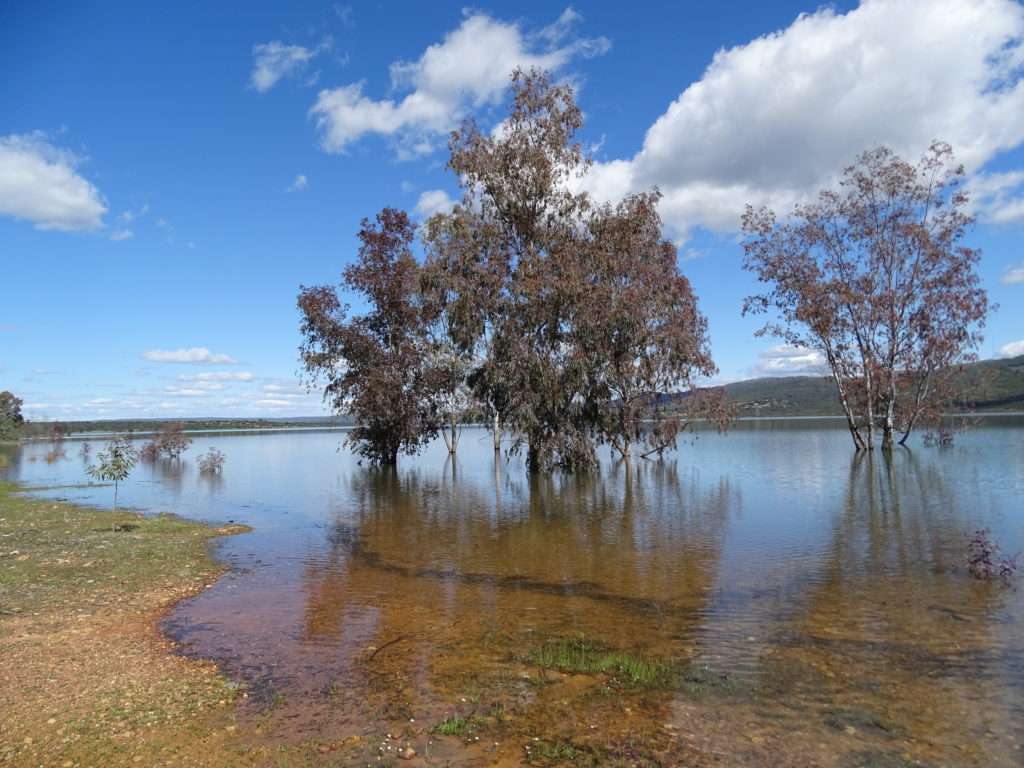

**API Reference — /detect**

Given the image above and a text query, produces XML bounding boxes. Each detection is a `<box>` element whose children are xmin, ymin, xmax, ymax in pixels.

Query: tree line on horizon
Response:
<box><xmin>297</xmin><ymin>68</ymin><xmax>990</xmax><ymax>468</ymax></box>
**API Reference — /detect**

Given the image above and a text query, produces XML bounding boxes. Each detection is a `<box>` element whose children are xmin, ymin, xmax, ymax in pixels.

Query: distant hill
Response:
<box><xmin>722</xmin><ymin>355</ymin><xmax>1024</xmax><ymax>417</ymax></box>
<box><xmin>19</xmin><ymin>415</ymin><xmax>346</xmax><ymax>438</ymax></box>
<box><xmin>16</xmin><ymin>356</ymin><xmax>1023</xmax><ymax>436</ymax></box>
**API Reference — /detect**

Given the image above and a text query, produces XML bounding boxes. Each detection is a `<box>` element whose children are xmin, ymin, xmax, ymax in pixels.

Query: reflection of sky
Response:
<box><xmin>4</xmin><ymin>422</ymin><xmax>1023</xmax><ymax>585</ymax></box>
<box><xmin>7</xmin><ymin>420</ymin><xmax>1023</xmax><ymax>753</ymax></box>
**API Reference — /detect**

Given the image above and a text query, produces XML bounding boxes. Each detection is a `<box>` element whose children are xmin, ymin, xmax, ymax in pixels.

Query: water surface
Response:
<box><xmin>4</xmin><ymin>420</ymin><xmax>1022</xmax><ymax>766</ymax></box>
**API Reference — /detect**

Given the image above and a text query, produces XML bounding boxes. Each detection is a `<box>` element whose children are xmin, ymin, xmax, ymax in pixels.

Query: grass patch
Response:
<box><xmin>0</xmin><ymin>481</ymin><xmax>250</xmax><ymax>767</ymax></box>
<box><xmin>432</xmin><ymin>713</ymin><xmax>488</xmax><ymax>737</ymax></box>
<box><xmin>528</xmin><ymin>636</ymin><xmax>676</xmax><ymax>688</ymax></box>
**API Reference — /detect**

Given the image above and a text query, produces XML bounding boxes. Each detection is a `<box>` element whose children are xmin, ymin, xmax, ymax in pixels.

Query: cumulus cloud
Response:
<box><xmin>574</xmin><ymin>0</ymin><xmax>1024</xmax><ymax>239</ymax></box>
<box><xmin>251</xmin><ymin>38</ymin><xmax>332</xmax><ymax>93</ymax></box>
<box><xmin>287</xmin><ymin>174</ymin><xmax>308</xmax><ymax>192</ymax></box>
<box><xmin>0</xmin><ymin>132</ymin><xmax>107</xmax><ymax>231</ymax></box>
<box><xmin>1001</xmin><ymin>263</ymin><xmax>1024</xmax><ymax>285</ymax></box>
<box><xmin>1000</xmin><ymin>340</ymin><xmax>1024</xmax><ymax>358</ymax></box>
<box><xmin>751</xmin><ymin>345</ymin><xmax>828</xmax><ymax>377</ymax></box>
<box><xmin>414</xmin><ymin>189</ymin><xmax>455</xmax><ymax>219</ymax></box>
<box><xmin>310</xmin><ymin>9</ymin><xmax>609</xmax><ymax>155</ymax></box>
<box><xmin>968</xmin><ymin>171</ymin><xmax>1024</xmax><ymax>225</ymax></box>
<box><xmin>143</xmin><ymin>347</ymin><xmax>238</xmax><ymax>365</ymax></box>
<box><xmin>110</xmin><ymin>228</ymin><xmax>133</xmax><ymax>241</ymax></box>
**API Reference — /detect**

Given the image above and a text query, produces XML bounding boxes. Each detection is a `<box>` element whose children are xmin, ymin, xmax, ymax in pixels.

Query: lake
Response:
<box><xmin>3</xmin><ymin>419</ymin><xmax>1023</xmax><ymax>767</ymax></box>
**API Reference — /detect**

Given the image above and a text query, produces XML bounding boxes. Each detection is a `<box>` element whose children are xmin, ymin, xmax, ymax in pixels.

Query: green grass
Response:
<box><xmin>432</xmin><ymin>714</ymin><xmax>488</xmax><ymax>737</ymax></box>
<box><xmin>527</xmin><ymin>636</ymin><xmax>676</xmax><ymax>688</ymax></box>
<box><xmin>0</xmin><ymin>481</ymin><xmax>247</xmax><ymax>615</ymax></box>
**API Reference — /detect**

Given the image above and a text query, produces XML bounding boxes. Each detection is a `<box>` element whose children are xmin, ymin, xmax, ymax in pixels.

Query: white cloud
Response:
<box><xmin>751</xmin><ymin>345</ymin><xmax>828</xmax><ymax>377</ymax></box>
<box><xmin>251</xmin><ymin>38</ymin><xmax>332</xmax><ymax>93</ymax></box>
<box><xmin>178</xmin><ymin>371</ymin><xmax>254</xmax><ymax>382</ymax></box>
<box><xmin>310</xmin><ymin>9</ymin><xmax>609</xmax><ymax>155</ymax></box>
<box><xmin>574</xmin><ymin>0</ymin><xmax>1024</xmax><ymax>239</ymax></box>
<box><xmin>969</xmin><ymin>171</ymin><xmax>1024</xmax><ymax>225</ymax></box>
<box><xmin>143</xmin><ymin>347</ymin><xmax>238</xmax><ymax>365</ymax></box>
<box><xmin>110</xmin><ymin>228</ymin><xmax>134</xmax><ymax>241</ymax></box>
<box><xmin>414</xmin><ymin>189</ymin><xmax>455</xmax><ymax>219</ymax></box>
<box><xmin>0</xmin><ymin>132</ymin><xmax>107</xmax><ymax>231</ymax></box>
<box><xmin>254</xmin><ymin>398</ymin><xmax>293</xmax><ymax>408</ymax></box>
<box><xmin>1000</xmin><ymin>340</ymin><xmax>1024</xmax><ymax>358</ymax></box>
<box><xmin>1001</xmin><ymin>263</ymin><xmax>1024</xmax><ymax>285</ymax></box>
<box><xmin>163</xmin><ymin>386</ymin><xmax>208</xmax><ymax>397</ymax></box>
<box><xmin>287</xmin><ymin>173</ymin><xmax>308</xmax><ymax>192</ymax></box>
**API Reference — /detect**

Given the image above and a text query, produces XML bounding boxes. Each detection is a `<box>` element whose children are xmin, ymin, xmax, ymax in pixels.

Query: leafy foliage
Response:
<box><xmin>0</xmin><ymin>391</ymin><xmax>24</xmax><ymax>439</ymax></box>
<box><xmin>87</xmin><ymin>436</ymin><xmax>139</xmax><ymax>519</ymax></box>
<box><xmin>742</xmin><ymin>142</ymin><xmax>989</xmax><ymax>449</ymax></box>
<box><xmin>198</xmin><ymin>447</ymin><xmax>226</xmax><ymax>474</ymax></box>
<box><xmin>298</xmin><ymin>208</ymin><xmax>443</xmax><ymax>465</ymax></box>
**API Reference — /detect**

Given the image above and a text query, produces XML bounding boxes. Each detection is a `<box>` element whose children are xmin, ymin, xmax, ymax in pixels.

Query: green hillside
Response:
<box><xmin>723</xmin><ymin>355</ymin><xmax>1024</xmax><ymax>416</ymax></box>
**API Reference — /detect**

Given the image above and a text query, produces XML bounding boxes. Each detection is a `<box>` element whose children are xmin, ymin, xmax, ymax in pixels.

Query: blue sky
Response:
<box><xmin>2</xmin><ymin>0</ymin><xmax>1023</xmax><ymax>420</ymax></box>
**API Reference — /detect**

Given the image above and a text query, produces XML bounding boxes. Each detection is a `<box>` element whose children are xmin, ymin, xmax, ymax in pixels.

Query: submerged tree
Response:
<box><xmin>0</xmin><ymin>391</ymin><xmax>23</xmax><ymax>440</ymax></box>
<box><xmin>300</xmin><ymin>69</ymin><xmax>720</xmax><ymax>472</ymax></box>
<box><xmin>419</xmin><ymin>207</ymin><xmax>507</xmax><ymax>454</ymax></box>
<box><xmin>298</xmin><ymin>208</ymin><xmax>441</xmax><ymax>466</ymax></box>
<box><xmin>742</xmin><ymin>142</ymin><xmax>989</xmax><ymax>450</ymax></box>
<box><xmin>580</xmin><ymin>191</ymin><xmax>720</xmax><ymax>459</ymax></box>
<box><xmin>444</xmin><ymin>69</ymin><xmax>599</xmax><ymax>471</ymax></box>
<box><xmin>87</xmin><ymin>435</ymin><xmax>138</xmax><ymax>525</ymax></box>
<box><xmin>157</xmin><ymin>421</ymin><xmax>192</xmax><ymax>459</ymax></box>
<box><xmin>421</xmin><ymin>68</ymin><xmax>721</xmax><ymax>470</ymax></box>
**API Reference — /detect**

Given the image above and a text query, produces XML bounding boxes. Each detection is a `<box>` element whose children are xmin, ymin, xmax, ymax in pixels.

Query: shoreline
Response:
<box><xmin>0</xmin><ymin>482</ymin><xmax>250</xmax><ymax>766</ymax></box>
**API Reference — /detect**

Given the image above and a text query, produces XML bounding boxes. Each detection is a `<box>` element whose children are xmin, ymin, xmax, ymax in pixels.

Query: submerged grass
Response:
<box><xmin>527</xmin><ymin>636</ymin><xmax>677</xmax><ymax>688</ymax></box>
<box><xmin>432</xmin><ymin>713</ymin><xmax>488</xmax><ymax>737</ymax></box>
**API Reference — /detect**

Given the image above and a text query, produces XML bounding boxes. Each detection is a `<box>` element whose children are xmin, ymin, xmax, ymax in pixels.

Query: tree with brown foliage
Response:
<box><xmin>298</xmin><ymin>208</ymin><xmax>441</xmax><ymax>466</ymax></box>
<box><xmin>424</xmin><ymin>69</ymin><xmax>721</xmax><ymax>470</ymax></box>
<box><xmin>580</xmin><ymin>191</ymin><xmax>720</xmax><ymax>459</ymax></box>
<box><xmin>421</xmin><ymin>207</ymin><xmax>508</xmax><ymax>453</ymax></box>
<box><xmin>742</xmin><ymin>142</ymin><xmax>989</xmax><ymax>450</ymax></box>
<box><xmin>444</xmin><ymin>69</ymin><xmax>598</xmax><ymax>471</ymax></box>
<box><xmin>157</xmin><ymin>421</ymin><xmax>192</xmax><ymax>459</ymax></box>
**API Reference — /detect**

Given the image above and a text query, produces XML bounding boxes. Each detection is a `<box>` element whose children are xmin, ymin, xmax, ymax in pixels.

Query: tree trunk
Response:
<box><xmin>112</xmin><ymin>481</ymin><xmax>118</xmax><ymax>532</ymax></box>
<box><xmin>881</xmin><ymin>374</ymin><xmax>897</xmax><ymax>450</ymax></box>
<box><xmin>492</xmin><ymin>412</ymin><xmax>501</xmax><ymax>452</ymax></box>
<box><xmin>827</xmin><ymin>354</ymin><xmax>866</xmax><ymax>451</ymax></box>
<box><xmin>449</xmin><ymin>413</ymin><xmax>459</xmax><ymax>454</ymax></box>
<box><xmin>526</xmin><ymin>443</ymin><xmax>540</xmax><ymax>473</ymax></box>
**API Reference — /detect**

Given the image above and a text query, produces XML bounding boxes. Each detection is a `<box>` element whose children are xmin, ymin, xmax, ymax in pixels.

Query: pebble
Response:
<box><xmin>398</xmin><ymin>746</ymin><xmax>417</xmax><ymax>760</ymax></box>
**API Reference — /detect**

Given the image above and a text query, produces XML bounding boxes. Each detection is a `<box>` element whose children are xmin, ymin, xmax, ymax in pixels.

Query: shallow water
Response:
<box><xmin>4</xmin><ymin>419</ymin><xmax>1023</xmax><ymax>766</ymax></box>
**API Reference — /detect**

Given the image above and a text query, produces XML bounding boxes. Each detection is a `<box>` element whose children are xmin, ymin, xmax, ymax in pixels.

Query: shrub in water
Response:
<box><xmin>198</xmin><ymin>447</ymin><xmax>226</xmax><ymax>474</ymax></box>
<box><xmin>967</xmin><ymin>529</ymin><xmax>1018</xmax><ymax>584</ymax></box>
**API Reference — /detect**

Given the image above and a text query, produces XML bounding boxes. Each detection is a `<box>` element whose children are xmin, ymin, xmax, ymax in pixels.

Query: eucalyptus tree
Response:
<box><xmin>580</xmin><ymin>191</ymin><xmax>719</xmax><ymax>459</ymax></box>
<box><xmin>742</xmin><ymin>142</ymin><xmax>989</xmax><ymax>449</ymax></box>
<box><xmin>87</xmin><ymin>435</ymin><xmax>138</xmax><ymax>525</ymax></box>
<box><xmin>444</xmin><ymin>68</ymin><xmax>598</xmax><ymax>471</ymax></box>
<box><xmin>0</xmin><ymin>391</ymin><xmax>24</xmax><ymax>440</ymax></box>
<box><xmin>298</xmin><ymin>208</ymin><xmax>441</xmax><ymax>466</ymax></box>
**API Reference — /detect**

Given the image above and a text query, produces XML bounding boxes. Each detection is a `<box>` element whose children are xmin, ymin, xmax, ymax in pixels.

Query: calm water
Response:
<box><xmin>3</xmin><ymin>420</ymin><xmax>1023</xmax><ymax>767</ymax></box>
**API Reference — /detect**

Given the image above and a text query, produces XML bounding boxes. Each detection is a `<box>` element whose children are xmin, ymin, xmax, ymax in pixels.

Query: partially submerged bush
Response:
<box><xmin>198</xmin><ymin>447</ymin><xmax>226</xmax><ymax>474</ymax></box>
<box><xmin>139</xmin><ymin>440</ymin><xmax>159</xmax><ymax>462</ymax></box>
<box><xmin>157</xmin><ymin>422</ymin><xmax>192</xmax><ymax>459</ymax></box>
<box><xmin>967</xmin><ymin>529</ymin><xmax>1018</xmax><ymax>584</ymax></box>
